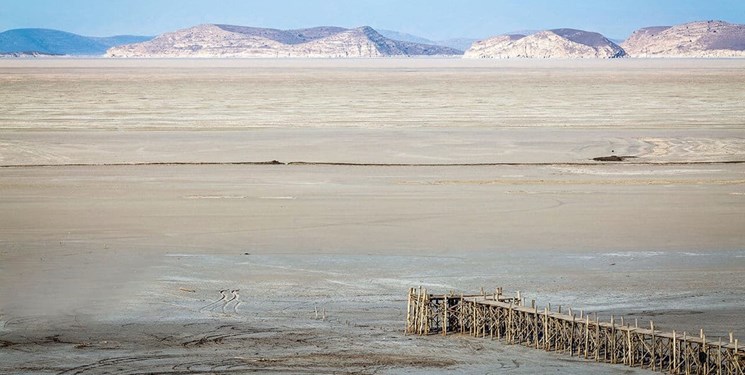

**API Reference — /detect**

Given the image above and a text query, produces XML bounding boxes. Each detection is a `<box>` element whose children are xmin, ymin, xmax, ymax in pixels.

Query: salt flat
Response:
<box><xmin>0</xmin><ymin>59</ymin><xmax>744</xmax><ymax>374</ymax></box>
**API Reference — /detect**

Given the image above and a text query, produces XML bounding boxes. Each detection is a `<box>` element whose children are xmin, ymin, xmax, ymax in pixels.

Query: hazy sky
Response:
<box><xmin>2</xmin><ymin>0</ymin><xmax>744</xmax><ymax>40</ymax></box>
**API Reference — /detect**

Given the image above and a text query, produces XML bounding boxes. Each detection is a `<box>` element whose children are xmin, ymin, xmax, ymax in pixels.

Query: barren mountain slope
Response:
<box><xmin>107</xmin><ymin>24</ymin><xmax>461</xmax><ymax>57</ymax></box>
<box><xmin>622</xmin><ymin>21</ymin><xmax>745</xmax><ymax>57</ymax></box>
<box><xmin>465</xmin><ymin>29</ymin><xmax>625</xmax><ymax>58</ymax></box>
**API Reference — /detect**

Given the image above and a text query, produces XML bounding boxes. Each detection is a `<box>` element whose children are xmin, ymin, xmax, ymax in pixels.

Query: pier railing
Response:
<box><xmin>405</xmin><ymin>287</ymin><xmax>744</xmax><ymax>374</ymax></box>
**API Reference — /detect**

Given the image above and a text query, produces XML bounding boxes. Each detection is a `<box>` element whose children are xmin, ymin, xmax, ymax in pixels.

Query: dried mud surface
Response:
<box><xmin>1</xmin><ymin>59</ymin><xmax>744</xmax><ymax>374</ymax></box>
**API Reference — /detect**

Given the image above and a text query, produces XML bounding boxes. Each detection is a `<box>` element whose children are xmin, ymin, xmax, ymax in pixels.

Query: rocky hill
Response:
<box><xmin>464</xmin><ymin>28</ymin><xmax>625</xmax><ymax>58</ymax></box>
<box><xmin>0</xmin><ymin>28</ymin><xmax>151</xmax><ymax>55</ymax></box>
<box><xmin>622</xmin><ymin>20</ymin><xmax>745</xmax><ymax>57</ymax></box>
<box><xmin>107</xmin><ymin>24</ymin><xmax>461</xmax><ymax>58</ymax></box>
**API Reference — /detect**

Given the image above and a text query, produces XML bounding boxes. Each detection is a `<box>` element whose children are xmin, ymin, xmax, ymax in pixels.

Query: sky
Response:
<box><xmin>2</xmin><ymin>0</ymin><xmax>745</xmax><ymax>40</ymax></box>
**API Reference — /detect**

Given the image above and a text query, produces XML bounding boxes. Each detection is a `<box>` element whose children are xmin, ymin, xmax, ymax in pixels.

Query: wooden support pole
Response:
<box><xmin>543</xmin><ymin>307</ymin><xmax>549</xmax><ymax>351</ymax></box>
<box><xmin>534</xmin><ymin>304</ymin><xmax>539</xmax><ymax>349</ymax></box>
<box><xmin>507</xmin><ymin>301</ymin><xmax>513</xmax><ymax>343</ymax></box>
<box><xmin>442</xmin><ymin>295</ymin><xmax>448</xmax><ymax>336</ymax></box>
<box><xmin>626</xmin><ymin>325</ymin><xmax>631</xmax><ymax>366</ymax></box>
<box><xmin>673</xmin><ymin>330</ymin><xmax>678</xmax><ymax>374</ymax></box>
<box><xmin>570</xmin><ymin>315</ymin><xmax>575</xmax><ymax>356</ymax></box>
<box><xmin>459</xmin><ymin>293</ymin><xmax>464</xmax><ymax>334</ymax></box>
<box><xmin>611</xmin><ymin>315</ymin><xmax>616</xmax><ymax>364</ymax></box>
<box><xmin>684</xmin><ymin>332</ymin><xmax>690</xmax><ymax>375</ymax></box>
<box><xmin>482</xmin><ymin>306</ymin><xmax>487</xmax><ymax>338</ymax></box>
<box><xmin>595</xmin><ymin>315</ymin><xmax>600</xmax><ymax>361</ymax></box>
<box><xmin>649</xmin><ymin>320</ymin><xmax>662</xmax><ymax>371</ymax></box>
<box><xmin>472</xmin><ymin>300</ymin><xmax>477</xmax><ymax>337</ymax></box>
<box><xmin>584</xmin><ymin>315</ymin><xmax>590</xmax><ymax>359</ymax></box>
<box><xmin>703</xmin><ymin>333</ymin><xmax>708</xmax><ymax>375</ymax></box>
<box><xmin>496</xmin><ymin>303</ymin><xmax>501</xmax><ymax>340</ymax></box>
<box><xmin>405</xmin><ymin>288</ymin><xmax>412</xmax><ymax>334</ymax></box>
<box><xmin>718</xmin><ymin>337</ymin><xmax>722</xmax><ymax>375</ymax></box>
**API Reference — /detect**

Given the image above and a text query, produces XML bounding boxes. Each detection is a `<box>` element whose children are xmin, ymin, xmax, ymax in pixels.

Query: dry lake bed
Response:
<box><xmin>1</xmin><ymin>59</ymin><xmax>744</xmax><ymax>374</ymax></box>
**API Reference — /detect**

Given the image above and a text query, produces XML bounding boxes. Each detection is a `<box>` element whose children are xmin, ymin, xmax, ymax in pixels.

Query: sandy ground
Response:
<box><xmin>1</xmin><ymin>59</ymin><xmax>744</xmax><ymax>374</ymax></box>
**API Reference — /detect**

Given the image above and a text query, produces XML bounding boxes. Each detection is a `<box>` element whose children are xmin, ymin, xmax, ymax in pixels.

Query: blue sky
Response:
<box><xmin>2</xmin><ymin>0</ymin><xmax>744</xmax><ymax>40</ymax></box>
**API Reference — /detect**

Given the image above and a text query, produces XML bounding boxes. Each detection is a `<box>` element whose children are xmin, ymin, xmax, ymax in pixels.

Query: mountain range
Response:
<box><xmin>464</xmin><ymin>28</ymin><xmax>625</xmax><ymax>58</ymax></box>
<box><xmin>2</xmin><ymin>20</ymin><xmax>745</xmax><ymax>58</ymax></box>
<box><xmin>106</xmin><ymin>24</ymin><xmax>461</xmax><ymax>57</ymax></box>
<box><xmin>376</xmin><ymin>30</ymin><xmax>476</xmax><ymax>52</ymax></box>
<box><xmin>621</xmin><ymin>20</ymin><xmax>745</xmax><ymax>57</ymax></box>
<box><xmin>0</xmin><ymin>28</ymin><xmax>151</xmax><ymax>56</ymax></box>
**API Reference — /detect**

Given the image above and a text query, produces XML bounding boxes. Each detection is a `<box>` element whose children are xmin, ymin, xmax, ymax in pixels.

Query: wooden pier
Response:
<box><xmin>406</xmin><ymin>287</ymin><xmax>744</xmax><ymax>374</ymax></box>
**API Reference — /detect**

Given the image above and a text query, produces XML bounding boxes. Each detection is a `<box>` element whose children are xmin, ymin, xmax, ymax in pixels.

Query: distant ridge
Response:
<box><xmin>622</xmin><ymin>20</ymin><xmax>745</xmax><ymax>57</ymax></box>
<box><xmin>464</xmin><ymin>28</ymin><xmax>625</xmax><ymax>58</ymax></box>
<box><xmin>0</xmin><ymin>28</ymin><xmax>152</xmax><ymax>55</ymax></box>
<box><xmin>107</xmin><ymin>24</ymin><xmax>462</xmax><ymax>57</ymax></box>
<box><xmin>377</xmin><ymin>29</ymin><xmax>475</xmax><ymax>51</ymax></box>
<box><xmin>6</xmin><ymin>20</ymin><xmax>745</xmax><ymax>58</ymax></box>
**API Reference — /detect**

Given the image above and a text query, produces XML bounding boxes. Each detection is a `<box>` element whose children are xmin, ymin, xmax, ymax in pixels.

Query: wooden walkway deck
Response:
<box><xmin>405</xmin><ymin>287</ymin><xmax>744</xmax><ymax>374</ymax></box>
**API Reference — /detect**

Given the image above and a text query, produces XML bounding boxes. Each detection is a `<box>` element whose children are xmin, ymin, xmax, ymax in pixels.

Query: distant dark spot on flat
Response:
<box><xmin>593</xmin><ymin>155</ymin><xmax>637</xmax><ymax>162</ymax></box>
